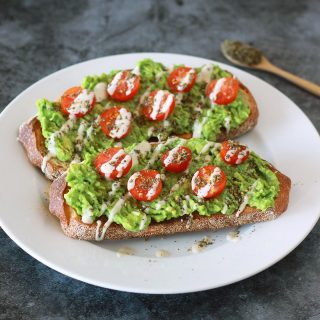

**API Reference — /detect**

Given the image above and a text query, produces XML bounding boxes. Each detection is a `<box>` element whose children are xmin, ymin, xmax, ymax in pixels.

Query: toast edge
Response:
<box><xmin>216</xmin><ymin>82</ymin><xmax>259</xmax><ymax>141</ymax></box>
<box><xmin>18</xmin><ymin>117</ymin><xmax>67</xmax><ymax>180</ymax></box>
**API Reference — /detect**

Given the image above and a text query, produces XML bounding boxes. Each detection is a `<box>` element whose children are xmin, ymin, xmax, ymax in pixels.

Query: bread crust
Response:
<box><xmin>217</xmin><ymin>83</ymin><xmax>258</xmax><ymax>141</ymax></box>
<box><xmin>49</xmin><ymin>167</ymin><xmax>291</xmax><ymax>241</ymax></box>
<box><xmin>18</xmin><ymin>83</ymin><xmax>259</xmax><ymax>180</ymax></box>
<box><xmin>18</xmin><ymin>117</ymin><xmax>68</xmax><ymax>180</ymax></box>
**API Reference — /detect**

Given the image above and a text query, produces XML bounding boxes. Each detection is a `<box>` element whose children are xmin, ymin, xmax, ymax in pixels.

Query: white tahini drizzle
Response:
<box><xmin>125</xmin><ymin>76</ymin><xmax>136</xmax><ymax>96</ymax></box>
<box><xmin>84</xmin><ymin>109</ymin><xmax>106</xmax><ymax>142</ymax></box>
<box><xmin>131</xmin><ymin>65</ymin><xmax>140</xmax><ymax>75</ymax></box>
<box><xmin>47</xmin><ymin>115</ymin><xmax>76</xmax><ymax>156</ymax></box>
<box><xmin>225</xmin><ymin>148</ymin><xmax>237</xmax><ymax>161</ymax></box>
<box><xmin>147</xmin><ymin>126</ymin><xmax>155</xmax><ymax>137</ymax></box>
<box><xmin>139</xmin><ymin>88</ymin><xmax>151</xmax><ymax>104</ymax></box>
<box><xmin>115</xmin><ymin>154</ymin><xmax>132</xmax><ymax>178</ymax></box>
<box><xmin>177</xmin><ymin>68</ymin><xmax>195</xmax><ymax>91</ymax></box>
<box><xmin>196</xmin><ymin>64</ymin><xmax>213</xmax><ymax>83</ymax></box>
<box><xmin>146</xmin><ymin>143</ymin><xmax>164</xmax><ymax>168</ymax></box>
<box><xmin>235</xmin><ymin>148</ymin><xmax>249</xmax><ymax>164</ymax></box>
<box><xmin>95</xmin><ymin>194</ymin><xmax>129</xmax><ymax>241</ymax></box>
<box><xmin>191</xmin><ymin>167</ymin><xmax>222</xmax><ymax>198</ymax></box>
<box><xmin>224</xmin><ymin>145</ymin><xmax>249</xmax><ymax>164</ymax></box>
<box><xmin>235</xmin><ymin>180</ymin><xmax>259</xmax><ymax>217</ymax></box>
<box><xmin>146</xmin><ymin>137</ymin><xmax>185</xmax><ymax>168</ymax></box>
<box><xmin>109</xmin><ymin>108</ymin><xmax>132</xmax><ymax>139</ymax></box>
<box><xmin>127</xmin><ymin>172</ymin><xmax>141</xmax><ymax>191</ymax></box>
<box><xmin>175</xmin><ymin>93</ymin><xmax>184</xmax><ymax>104</ymax></box>
<box><xmin>222</xmin><ymin>203</ymin><xmax>228</xmax><ymax>215</ymax></box>
<box><xmin>108</xmin><ymin>181</ymin><xmax>121</xmax><ymax>196</ymax></box>
<box><xmin>100</xmin><ymin>149</ymin><xmax>131</xmax><ymax>180</ymax></box>
<box><xmin>139</xmin><ymin>214</ymin><xmax>148</xmax><ymax>230</ymax></box>
<box><xmin>146</xmin><ymin>174</ymin><xmax>161</xmax><ymax>200</ymax></box>
<box><xmin>67</xmin><ymin>90</ymin><xmax>94</xmax><ymax>116</ymax></box>
<box><xmin>94</xmin><ymin>82</ymin><xmax>108</xmax><ymax>102</ymax></box>
<box><xmin>155</xmin><ymin>70</ymin><xmax>165</xmax><ymax>81</ymax></box>
<box><xmin>150</xmin><ymin>90</ymin><xmax>174</xmax><ymax>120</ymax></box>
<box><xmin>200</xmin><ymin>141</ymin><xmax>215</xmax><ymax>154</ymax></box>
<box><xmin>155</xmin><ymin>200</ymin><xmax>166</xmax><ymax>210</ymax></box>
<box><xmin>101</xmin><ymin>149</ymin><xmax>125</xmax><ymax>178</ymax></box>
<box><xmin>82</xmin><ymin>207</ymin><xmax>94</xmax><ymax>224</ymax></box>
<box><xmin>224</xmin><ymin>116</ymin><xmax>231</xmax><ymax>133</ymax></box>
<box><xmin>161</xmin><ymin>93</ymin><xmax>175</xmax><ymax>118</ymax></box>
<box><xmin>75</xmin><ymin>121</ymin><xmax>87</xmax><ymax>152</ymax></box>
<box><xmin>86</xmin><ymin>125</ymin><xmax>94</xmax><ymax>138</ymax></box>
<box><xmin>209</xmin><ymin>78</ymin><xmax>226</xmax><ymax>104</ymax></box>
<box><xmin>100</xmin><ymin>203</ymin><xmax>108</xmax><ymax>215</ymax></box>
<box><xmin>130</xmin><ymin>141</ymin><xmax>152</xmax><ymax>166</ymax></box>
<box><xmin>107</xmin><ymin>71</ymin><xmax>123</xmax><ymax>95</ymax></box>
<box><xmin>163</xmin><ymin>120</ymin><xmax>170</xmax><ymax>128</ymax></box>
<box><xmin>163</xmin><ymin>146</ymin><xmax>180</xmax><ymax>166</ymax></box>
<box><xmin>192</xmin><ymin>110</ymin><xmax>212</xmax><ymax>138</ymax></box>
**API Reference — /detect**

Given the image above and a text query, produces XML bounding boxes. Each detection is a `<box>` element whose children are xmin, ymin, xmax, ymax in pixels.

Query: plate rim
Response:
<box><xmin>1</xmin><ymin>52</ymin><xmax>320</xmax><ymax>294</ymax></box>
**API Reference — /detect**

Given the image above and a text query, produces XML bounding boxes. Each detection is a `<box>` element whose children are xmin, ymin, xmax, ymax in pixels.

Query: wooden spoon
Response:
<box><xmin>221</xmin><ymin>40</ymin><xmax>320</xmax><ymax>97</ymax></box>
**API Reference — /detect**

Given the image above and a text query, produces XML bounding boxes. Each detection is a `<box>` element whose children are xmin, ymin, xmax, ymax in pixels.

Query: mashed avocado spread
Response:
<box><xmin>37</xmin><ymin>59</ymin><xmax>250</xmax><ymax>163</ymax></box>
<box><xmin>64</xmin><ymin>138</ymin><xmax>279</xmax><ymax>232</ymax></box>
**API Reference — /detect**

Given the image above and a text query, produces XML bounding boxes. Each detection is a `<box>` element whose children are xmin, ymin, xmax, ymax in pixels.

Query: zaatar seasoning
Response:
<box><xmin>221</xmin><ymin>40</ymin><xmax>263</xmax><ymax>66</ymax></box>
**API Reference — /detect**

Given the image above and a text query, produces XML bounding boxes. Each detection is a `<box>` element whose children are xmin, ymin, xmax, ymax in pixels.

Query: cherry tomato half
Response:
<box><xmin>161</xmin><ymin>146</ymin><xmax>192</xmax><ymax>173</ymax></box>
<box><xmin>220</xmin><ymin>140</ymin><xmax>250</xmax><ymax>165</ymax></box>
<box><xmin>107</xmin><ymin>70</ymin><xmax>140</xmax><ymax>101</ymax></box>
<box><xmin>205</xmin><ymin>77</ymin><xmax>239</xmax><ymax>105</ymax></box>
<box><xmin>167</xmin><ymin>67</ymin><xmax>197</xmax><ymax>93</ymax></box>
<box><xmin>127</xmin><ymin>169</ymin><xmax>162</xmax><ymax>202</ymax></box>
<box><xmin>100</xmin><ymin>106</ymin><xmax>132</xmax><ymax>139</ymax></box>
<box><xmin>61</xmin><ymin>86</ymin><xmax>96</xmax><ymax>118</ymax></box>
<box><xmin>142</xmin><ymin>90</ymin><xmax>176</xmax><ymax>121</ymax></box>
<box><xmin>94</xmin><ymin>147</ymin><xmax>132</xmax><ymax>180</ymax></box>
<box><xmin>191</xmin><ymin>165</ymin><xmax>226</xmax><ymax>199</ymax></box>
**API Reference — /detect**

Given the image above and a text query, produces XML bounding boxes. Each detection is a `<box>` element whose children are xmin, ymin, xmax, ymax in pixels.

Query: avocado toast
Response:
<box><xmin>18</xmin><ymin>59</ymin><xmax>258</xmax><ymax>180</ymax></box>
<box><xmin>49</xmin><ymin>138</ymin><xmax>291</xmax><ymax>241</ymax></box>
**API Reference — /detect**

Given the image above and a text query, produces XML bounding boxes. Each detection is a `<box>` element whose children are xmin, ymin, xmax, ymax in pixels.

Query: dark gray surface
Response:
<box><xmin>0</xmin><ymin>0</ymin><xmax>319</xmax><ymax>319</ymax></box>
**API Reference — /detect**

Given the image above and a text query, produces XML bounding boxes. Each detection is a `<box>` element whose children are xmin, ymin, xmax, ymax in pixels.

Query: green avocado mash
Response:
<box><xmin>64</xmin><ymin>138</ymin><xmax>279</xmax><ymax>232</ymax></box>
<box><xmin>37</xmin><ymin>59</ymin><xmax>251</xmax><ymax>163</ymax></box>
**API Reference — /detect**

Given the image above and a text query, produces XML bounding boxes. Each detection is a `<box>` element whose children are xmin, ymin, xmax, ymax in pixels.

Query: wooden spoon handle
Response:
<box><xmin>259</xmin><ymin>61</ymin><xmax>320</xmax><ymax>97</ymax></box>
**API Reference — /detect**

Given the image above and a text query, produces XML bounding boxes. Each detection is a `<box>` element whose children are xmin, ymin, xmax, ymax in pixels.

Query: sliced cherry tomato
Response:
<box><xmin>94</xmin><ymin>147</ymin><xmax>132</xmax><ymax>180</ymax></box>
<box><xmin>61</xmin><ymin>86</ymin><xmax>96</xmax><ymax>117</ymax></box>
<box><xmin>100</xmin><ymin>106</ymin><xmax>132</xmax><ymax>139</ymax></box>
<box><xmin>191</xmin><ymin>165</ymin><xmax>226</xmax><ymax>199</ymax></box>
<box><xmin>167</xmin><ymin>67</ymin><xmax>197</xmax><ymax>93</ymax></box>
<box><xmin>205</xmin><ymin>77</ymin><xmax>239</xmax><ymax>105</ymax></box>
<box><xmin>142</xmin><ymin>90</ymin><xmax>176</xmax><ymax>121</ymax></box>
<box><xmin>127</xmin><ymin>169</ymin><xmax>162</xmax><ymax>202</ymax></box>
<box><xmin>161</xmin><ymin>146</ymin><xmax>192</xmax><ymax>173</ymax></box>
<box><xmin>107</xmin><ymin>70</ymin><xmax>140</xmax><ymax>101</ymax></box>
<box><xmin>220</xmin><ymin>140</ymin><xmax>250</xmax><ymax>165</ymax></box>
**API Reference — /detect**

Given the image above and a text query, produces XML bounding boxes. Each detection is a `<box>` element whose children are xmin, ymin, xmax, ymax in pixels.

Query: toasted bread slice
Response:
<box><xmin>18</xmin><ymin>117</ymin><xmax>68</xmax><ymax>180</ymax></box>
<box><xmin>18</xmin><ymin>83</ymin><xmax>259</xmax><ymax>181</ymax></box>
<box><xmin>48</xmin><ymin>166</ymin><xmax>290</xmax><ymax>241</ymax></box>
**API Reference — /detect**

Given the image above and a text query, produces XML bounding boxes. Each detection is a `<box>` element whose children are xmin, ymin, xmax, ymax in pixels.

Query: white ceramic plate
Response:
<box><xmin>0</xmin><ymin>53</ymin><xmax>320</xmax><ymax>294</ymax></box>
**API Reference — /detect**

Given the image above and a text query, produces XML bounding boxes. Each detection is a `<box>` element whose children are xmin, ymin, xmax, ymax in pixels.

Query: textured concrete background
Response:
<box><xmin>0</xmin><ymin>0</ymin><xmax>319</xmax><ymax>319</ymax></box>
